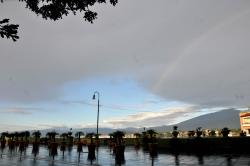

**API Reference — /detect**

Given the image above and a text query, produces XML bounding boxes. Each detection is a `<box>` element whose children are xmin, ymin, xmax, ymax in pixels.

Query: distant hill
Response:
<box><xmin>151</xmin><ymin>108</ymin><xmax>241</xmax><ymax>132</ymax></box>
<box><xmin>175</xmin><ymin>108</ymin><xmax>240</xmax><ymax>130</ymax></box>
<box><xmin>32</xmin><ymin>109</ymin><xmax>241</xmax><ymax>136</ymax></box>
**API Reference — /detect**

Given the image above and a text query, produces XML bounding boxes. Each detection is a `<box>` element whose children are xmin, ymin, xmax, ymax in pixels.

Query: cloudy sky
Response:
<box><xmin>0</xmin><ymin>0</ymin><xmax>250</xmax><ymax>132</ymax></box>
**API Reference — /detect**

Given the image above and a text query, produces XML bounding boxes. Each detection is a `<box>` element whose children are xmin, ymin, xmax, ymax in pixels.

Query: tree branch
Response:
<box><xmin>0</xmin><ymin>0</ymin><xmax>118</xmax><ymax>42</ymax></box>
<box><xmin>0</xmin><ymin>19</ymin><xmax>19</xmax><ymax>42</ymax></box>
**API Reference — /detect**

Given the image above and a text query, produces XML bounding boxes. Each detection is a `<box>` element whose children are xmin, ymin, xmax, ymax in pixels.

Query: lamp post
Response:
<box><xmin>92</xmin><ymin>91</ymin><xmax>100</xmax><ymax>141</ymax></box>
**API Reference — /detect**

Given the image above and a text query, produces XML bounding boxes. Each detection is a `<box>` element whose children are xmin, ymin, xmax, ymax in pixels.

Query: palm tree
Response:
<box><xmin>60</xmin><ymin>133</ymin><xmax>68</xmax><ymax>157</ymax></box>
<box><xmin>134</xmin><ymin>133</ymin><xmax>141</xmax><ymax>138</ymax></box>
<box><xmin>8</xmin><ymin>133</ymin><xmax>14</xmax><ymax>140</ymax></box>
<box><xmin>18</xmin><ymin>132</ymin><xmax>26</xmax><ymax>153</ymax></box>
<box><xmin>86</xmin><ymin>132</ymin><xmax>96</xmax><ymax>161</ymax></box>
<box><xmin>221</xmin><ymin>127</ymin><xmax>230</xmax><ymax>137</ymax></box>
<box><xmin>172</xmin><ymin>126</ymin><xmax>179</xmax><ymax>138</ymax></box>
<box><xmin>109</xmin><ymin>133</ymin><xmax>114</xmax><ymax>139</ymax></box>
<box><xmin>108</xmin><ymin>133</ymin><xmax>114</xmax><ymax>148</ymax></box>
<box><xmin>75</xmin><ymin>131</ymin><xmax>84</xmax><ymax>160</ymax></box>
<box><xmin>240</xmin><ymin>130</ymin><xmax>246</xmax><ymax>137</ymax></box>
<box><xmin>46</xmin><ymin>131</ymin><xmax>58</xmax><ymax>160</ymax></box>
<box><xmin>188</xmin><ymin>130</ymin><xmax>195</xmax><ymax>137</ymax></box>
<box><xmin>67</xmin><ymin>129</ymin><xmax>73</xmax><ymax>146</ymax></box>
<box><xmin>1</xmin><ymin>132</ymin><xmax>8</xmax><ymax>139</ymax></box>
<box><xmin>19</xmin><ymin>132</ymin><xmax>25</xmax><ymax>141</ymax></box>
<box><xmin>14</xmin><ymin>132</ymin><xmax>20</xmax><ymax>150</ymax></box>
<box><xmin>209</xmin><ymin>130</ymin><xmax>216</xmax><ymax>137</ymax></box>
<box><xmin>8</xmin><ymin>133</ymin><xmax>15</xmax><ymax>151</ymax></box>
<box><xmin>46</xmin><ymin>132</ymin><xmax>52</xmax><ymax>142</ymax></box>
<box><xmin>60</xmin><ymin>133</ymin><xmax>68</xmax><ymax>141</ymax></box>
<box><xmin>112</xmin><ymin>131</ymin><xmax>125</xmax><ymax>164</ymax></box>
<box><xmin>32</xmin><ymin>131</ymin><xmax>41</xmax><ymax>142</ymax></box>
<box><xmin>196</xmin><ymin>127</ymin><xmax>203</xmax><ymax>137</ymax></box>
<box><xmin>146</xmin><ymin>129</ymin><xmax>157</xmax><ymax>143</ymax></box>
<box><xmin>24</xmin><ymin>131</ymin><xmax>30</xmax><ymax>147</ymax></box>
<box><xmin>46</xmin><ymin>131</ymin><xmax>58</xmax><ymax>142</ymax></box>
<box><xmin>68</xmin><ymin>131</ymin><xmax>72</xmax><ymax>137</ymax></box>
<box><xmin>86</xmin><ymin>133</ymin><xmax>95</xmax><ymax>144</ymax></box>
<box><xmin>113</xmin><ymin>131</ymin><xmax>125</xmax><ymax>146</ymax></box>
<box><xmin>146</xmin><ymin>129</ymin><xmax>158</xmax><ymax>155</ymax></box>
<box><xmin>32</xmin><ymin>131</ymin><xmax>41</xmax><ymax>158</ymax></box>
<box><xmin>133</xmin><ymin>133</ymin><xmax>141</xmax><ymax>148</ymax></box>
<box><xmin>75</xmin><ymin>131</ymin><xmax>84</xmax><ymax>143</ymax></box>
<box><xmin>95</xmin><ymin>133</ymin><xmax>101</xmax><ymax>146</ymax></box>
<box><xmin>1</xmin><ymin>132</ymin><xmax>8</xmax><ymax>148</ymax></box>
<box><xmin>1</xmin><ymin>132</ymin><xmax>8</xmax><ymax>157</ymax></box>
<box><xmin>142</xmin><ymin>131</ymin><xmax>149</xmax><ymax>148</ymax></box>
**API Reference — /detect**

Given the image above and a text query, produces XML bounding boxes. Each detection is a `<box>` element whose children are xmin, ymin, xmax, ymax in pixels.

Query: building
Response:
<box><xmin>239</xmin><ymin>112</ymin><xmax>250</xmax><ymax>135</ymax></box>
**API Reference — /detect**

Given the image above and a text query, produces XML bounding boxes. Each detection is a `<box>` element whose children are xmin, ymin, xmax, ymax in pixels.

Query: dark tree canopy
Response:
<box><xmin>1</xmin><ymin>0</ymin><xmax>118</xmax><ymax>41</ymax></box>
<box><xmin>0</xmin><ymin>19</ymin><xmax>19</xmax><ymax>41</ymax></box>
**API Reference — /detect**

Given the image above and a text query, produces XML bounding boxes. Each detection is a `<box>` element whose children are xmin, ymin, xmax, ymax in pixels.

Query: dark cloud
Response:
<box><xmin>0</xmin><ymin>0</ymin><xmax>250</xmax><ymax>109</ymax></box>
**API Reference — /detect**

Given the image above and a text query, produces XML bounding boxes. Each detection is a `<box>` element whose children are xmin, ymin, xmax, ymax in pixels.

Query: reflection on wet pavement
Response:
<box><xmin>0</xmin><ymin>146</ymin><xmax>250</xmax><ymax>166</ymax></box>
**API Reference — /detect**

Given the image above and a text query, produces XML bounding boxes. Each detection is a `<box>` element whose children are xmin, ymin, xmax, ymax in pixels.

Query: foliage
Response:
<box><xmin>221</xmin><ymin>127</ymin><xmax>230</xmax><ymax>137</ymax></box>
<box><xmin>187</xmin><ymin>130</ymin><xmax>195</xmax><ymax>137</ymax></box>
<box><xmin>133</xmin><ymin>133</ymin><xmax>141</xmax><ymax>138</ymax></box>
<box><xmin>109</xmin><ymin>133</ymin><xmax>114</xmax><ymax>139</ymax></box>
<box><xmin>32</xmin><ymin>131</ymin><xmax>41</xmax><ymax>142</ymax></box>
<box><xmin>86</xmin><ymin>132</ymin><xmax>95</xmax><ymax>138</ymax></box>
<box><xmin>75</xmin><ymin>131</ymin><xmax>84</xmax><ymax>141</ymax></box>
<box><xmin>146</xmin><ymin>129</ymin><xmax>157</xmax><ymax>139</ymax></box>
<box><xmin>0</xmin><ymin>19</ymin><xmax>19</xmax><ymax>41</ymax></box>
<box><xmin>86</xmin><ymin>132</ymin><xmax>95</xmax><ymax>144</ymax></box>
<box><xmin>113</xmin><ymin>130</ymin><xmax>125</xmax><ymax>139</ymax></box>
<box><xmin>60</xmin><ymin>133</ymin><xmax>68</xmax><ymax>140</ymax></box>
<box><xmin>24</xmin><ymin>131</ymin><xmax>30</xmax><ymax>140</ymax></box>
<box><xmin>112</xmin><ymin>130</ymin><xmax>125</xmax><ymax>145</ymax></box>
<box><xmin>46</xmin><ymin>131</ymin><xmax>58</xmax><ymax>142</ymax></box>
<box><xmin>240</xmin><ymin>130</ymin><xmax>246</xmax><ymax>137</ymax></box>
<box><xmin>1</xmin><ymin>0</ymin><xmax>118</xmax><ymax>41</ymax></box>
<box><xmin>18</xmin><ymin>0</ymin><xmax>118</xmax><ymax>22</ymax></box>
<box><xmin>142</xmin><ymin>131</ymin><xmax>147</xmax><ymax>137</ymax></box>
<box><xmin>173</xmin><ymin>126</ymin><xmax>178</xmax><ymax>131</ymax></box>
<box><xmin>209</xmin><ymin>130</ymin><xmax>216</xmax><ymax>137</ymax></box>
<box><xmin>8</xmin><ymin>133</ymin><xmax>15</xmax><ymax>140</ymax></box>
<box><xmin>196</xmin><ymin>127</ymin><xmax>203</xmax><ymax>137</ymax></box>
<box><xmin>19</xmin><ymin>131</ymin><xmax>26</xmax><ymax>140</ymax></box>
<box><xmin>172</xmin><ymin>126</ymin><xmax>179</xmax><ymax>138</ymax></box>
<box><xmin>67</xmin><ymin>131</ymin><xmax>72</xmax><ymax>136</ymax></box>
<box><xmin>0</xmin><ymin>132</ymin><xmax>8</xmax><ymax>141</ymax></box>
<box><xmin>146</xmin><ymin>129</ymin><xmax>157</xmax><ymax>144</ymax></box>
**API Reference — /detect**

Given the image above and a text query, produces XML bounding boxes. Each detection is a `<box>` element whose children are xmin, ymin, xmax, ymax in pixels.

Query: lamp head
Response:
<box><xmin>92</xmin><ymin>94</ymin><xmax>96</xmax><ymax>100</ymax></box>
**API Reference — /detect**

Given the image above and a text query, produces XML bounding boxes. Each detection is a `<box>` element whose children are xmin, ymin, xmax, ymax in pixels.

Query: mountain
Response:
<box><xmin>174</xmin><ymin>108</ymin><xmax>240</xmax><ymax>130</ymax></box>
<box><xmin>151</xmin><ymin>108</ymin><xmax>241</xmax><ymax>132</ymax></box>
<box><xmin>32</xmin><ymin>109</ymin><xmax>241</xmax><ymax>136</ymax></box>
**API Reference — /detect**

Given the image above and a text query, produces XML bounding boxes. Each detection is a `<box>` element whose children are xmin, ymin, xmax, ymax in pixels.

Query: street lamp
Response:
<box><xmin>92</xmin><ymin>91</ymin><xmax>100</xmax><ymax>141</ymax></box>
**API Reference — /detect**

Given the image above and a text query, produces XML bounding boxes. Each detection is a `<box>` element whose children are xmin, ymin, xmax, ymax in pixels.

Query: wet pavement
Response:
<box><xmin>0</xmin><ymin>146</ymin><xmax>250</xmax><ymax>166</ymax></box>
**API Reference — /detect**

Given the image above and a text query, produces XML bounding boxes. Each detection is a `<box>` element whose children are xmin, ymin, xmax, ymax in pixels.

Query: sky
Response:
<box><xmin>0</xmin><ymin>0</ymin><xmax>250</xmax><ymax>132</ymax></box>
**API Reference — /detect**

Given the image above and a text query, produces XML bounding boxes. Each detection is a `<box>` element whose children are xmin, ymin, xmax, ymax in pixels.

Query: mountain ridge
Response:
<box><xmin>32</xmin><ymin>108</ymin><xmax>241</xmax><ymax>136</ymax></box>
<box><xmin>151</xmin><ymin>108</ymin><xmax>240</xmax><ymax>132</ymax></box>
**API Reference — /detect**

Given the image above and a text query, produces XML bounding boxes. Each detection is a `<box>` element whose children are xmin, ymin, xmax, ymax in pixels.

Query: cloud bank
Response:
<box><xmin>0</xmin><ymin>107</ymin><xmax>43</xmax><ymax>115</ymax></box>
<box><xmin>103</xmin><ymin>107</ymin><xmax>202</xmax><ymax>128</ymax></box>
